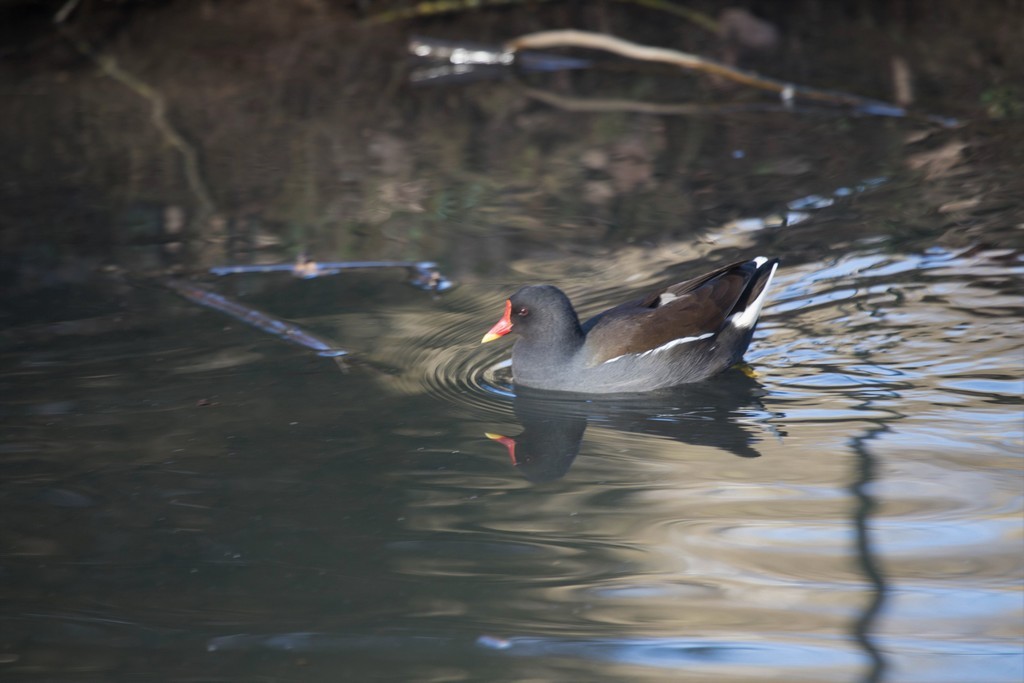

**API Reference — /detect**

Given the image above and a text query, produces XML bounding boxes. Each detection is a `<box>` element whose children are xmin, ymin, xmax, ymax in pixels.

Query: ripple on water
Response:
<box><xmin>388</xmin><ymin>535</ymin><xmax>613</xmax><ymax>584</ymax></box>
<box><xmin>355</xmin><ymin>245</ymin><xmax>1024</xmax><ymax>681</ymax></box>
<box><xmin>363</xmin><ymin>293</ymin><xmax>517</xmax><ymax>420</ymax></box>
<box><xmin>415</xmin><ymin>336</ymin><xmax>515</xmax><ymax>420</ymax></box>
<box><xmin>381</xmin><ymin>246</ymin><xmax>1019</xmax><ymax>478</ymax></box>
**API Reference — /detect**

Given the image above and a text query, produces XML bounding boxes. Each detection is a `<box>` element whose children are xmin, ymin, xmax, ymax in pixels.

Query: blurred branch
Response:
<box><xmin>625</xmin><ymin>0</ymin><xmax>718</xmax><ymax>33</ymax></box>
<box><xmin>506</xmin><ymin>30</ymin><xmax>956</xmax><ymax>126</ymax></box>
<box><xmin>508</xmin><ymin>30</ymin><xmax>881</xmax><ymax>109</ymax></box>
<box><xmin>365</xmin><ymin>0</ymin><xmax>719</xmax><ymax>33</ymax></box>
<box><xmin>366</xmin><ymin>0</ymin><xmax>535</xmax><ymax>24</ymax></box>
<box><xmin>58</xmin><ymin>28</ymin><xmax>217</xmax><ymax>217</ymax></box>
<box><xmin>54</xmin><ymin>0</ymin><xmax>82</xmax><ymax>24</ymax></box>
<box><xmin>520</xmin><ymin>85</ymin><xmax>789</xmax><ymax>116</ymax></box>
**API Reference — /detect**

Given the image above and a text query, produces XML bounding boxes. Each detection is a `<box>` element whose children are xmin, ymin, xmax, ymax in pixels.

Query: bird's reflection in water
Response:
<box><xmin>487</xmin><ymin>370</ymin><xmax>777</xmax><ymax>482</ymax></box>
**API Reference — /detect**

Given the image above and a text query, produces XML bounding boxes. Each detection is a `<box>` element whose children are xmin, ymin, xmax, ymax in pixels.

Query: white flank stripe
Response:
<box><xmin>730</xmin><ymin>261</ymin><xmax>778</xmax><ymax>330</ymax></box>
<box><xmin>602</xmin><ymin>332</ymin><xmax>713</xmax><ymax>365</ymax></box>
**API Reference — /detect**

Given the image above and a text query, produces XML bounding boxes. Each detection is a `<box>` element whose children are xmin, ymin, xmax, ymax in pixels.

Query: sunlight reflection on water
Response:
<box><xmin>2</xmin><ymin>238</ymin><xmax>1021</xmax><ymax>682</ymax></box>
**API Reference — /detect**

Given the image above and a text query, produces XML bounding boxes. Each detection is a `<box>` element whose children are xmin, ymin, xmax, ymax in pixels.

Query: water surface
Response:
<box><xmin>1</xmin><ymin>6</ymin><xmax>1022</xmax><ymax>680</ymax></box>
<box><xmin>3</xmin><ymin>229</ymin><xmax>1021</xmax><ymax>682</ymax></box>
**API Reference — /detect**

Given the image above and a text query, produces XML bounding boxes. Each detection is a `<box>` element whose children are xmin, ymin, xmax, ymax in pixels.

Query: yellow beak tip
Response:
<box><xmin>484</xmin><ymin>432</ymin><xmax>506</xmax><ymax>440</ymax></box>
<box><xmin>481</xmin><ymin>333</ymin><xmax>502</xmax><ymax>344</ymax></box>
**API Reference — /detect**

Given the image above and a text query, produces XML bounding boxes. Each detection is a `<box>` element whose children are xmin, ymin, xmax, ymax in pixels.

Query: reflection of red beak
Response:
<box><xmin>485</xmin><ymin>432</ymin><xmax>518</xmax><ymax>466</ymax></box>
<box><xmin>481</xmin><ymin>299</ymin><xmax>513</xmax><ymax>343</ymax></box>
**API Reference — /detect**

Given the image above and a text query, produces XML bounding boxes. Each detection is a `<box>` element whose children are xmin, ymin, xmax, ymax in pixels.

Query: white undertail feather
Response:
<box><xmin>602</xmin><ymin>332</ymin><xmax>714</xmax><ymax>365</ymax></box>
<box><xmin>657</xmin><ymin>291</ymin><xmax>679</xmax><ymax>306</ymax></box>
<box><xmin>729</xmin><ymin>259</ymin><xmax>778</xmax><ymax>330</ymax></box>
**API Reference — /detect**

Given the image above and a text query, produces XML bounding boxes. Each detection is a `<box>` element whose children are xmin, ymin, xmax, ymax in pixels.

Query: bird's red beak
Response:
<box><xmin>481</xmin><ymin>299</ymin><xmax>513</xmax><ymax>343</ymax></box>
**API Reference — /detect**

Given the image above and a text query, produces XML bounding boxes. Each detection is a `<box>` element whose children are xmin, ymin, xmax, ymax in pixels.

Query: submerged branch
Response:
<box><xmin>163</xmin><ymin>278</ymin><xmax>349</xmax><ymax>358</ymax></box>
<box><xmin>165</xmin><ymin>259</ymin><xmax>454</xmax><ymax>364</ymax></box>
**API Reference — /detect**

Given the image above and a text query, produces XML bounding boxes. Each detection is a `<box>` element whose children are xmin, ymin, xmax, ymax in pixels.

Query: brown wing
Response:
<box><xmin>580</xmin><ymin>260</ymin><xmax>755</xmax><ymax>364</ymax></box>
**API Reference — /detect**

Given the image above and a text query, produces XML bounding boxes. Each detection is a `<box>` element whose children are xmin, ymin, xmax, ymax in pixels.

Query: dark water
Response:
<box><xmin>2</xmin><ymin>7</ymin><xmax>1024</xmax><ymax>681</ymax></box>
<box><xmin>3</xmin><ymin>215</ymin><xmax>1021</xmax><ymax>681</ymax></box>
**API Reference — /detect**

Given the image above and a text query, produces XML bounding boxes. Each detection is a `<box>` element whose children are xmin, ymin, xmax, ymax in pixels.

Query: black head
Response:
<box><xmin>504</xmin><ymin>285</ymin><xmax>582</xmax><ymax>342</ymax></box>
<box><xmin>481</xmin><ymin>284</ymin><xmax>586</xmax><ymax>375</ymax></box>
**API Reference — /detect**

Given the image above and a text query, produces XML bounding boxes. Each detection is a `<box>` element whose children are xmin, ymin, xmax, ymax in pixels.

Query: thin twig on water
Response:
<box><xmin>210</xmin><ymin>259</ymin><xmax>455</xmax><ymax>293</ymax></box>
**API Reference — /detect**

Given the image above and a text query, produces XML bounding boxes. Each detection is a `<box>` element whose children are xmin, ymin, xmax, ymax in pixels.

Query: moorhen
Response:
<box><xmin>481</xmin><ymin>257</ymin><xmax>779</xmax><ymax>393</ymax></box>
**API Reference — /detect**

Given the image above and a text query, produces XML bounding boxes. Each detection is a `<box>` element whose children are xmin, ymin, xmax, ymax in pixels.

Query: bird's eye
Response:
<box><xmin>516</xmin><ymin>307</ymin><xmax>529</xmax><ymax>317</ymax></box>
